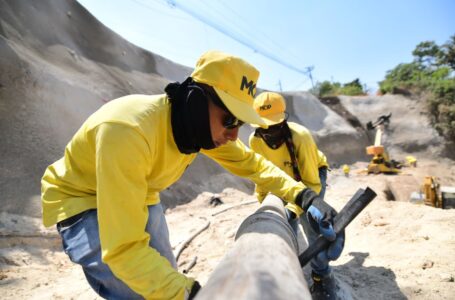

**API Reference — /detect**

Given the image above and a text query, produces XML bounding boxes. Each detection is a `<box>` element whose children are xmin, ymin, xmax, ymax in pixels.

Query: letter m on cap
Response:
<box><xmin>240</xmin><ymin>76</ymin><xmax>256</xmax><ymax>97</ymax></box>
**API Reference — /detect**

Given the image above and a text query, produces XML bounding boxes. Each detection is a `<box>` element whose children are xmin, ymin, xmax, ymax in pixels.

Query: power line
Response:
<box><xmin>195</xmin><ymin>1</ymin><xmax>255</xmax><ymax>52</ymax></box>
<box><xmin>165</xmin><ymin>0</ymin><xmax>313</xmax><ymax>77</ymax></box>
<box><xmin>210</xmin><ymin>1</ymin><xmax>302</xmax><ymax>64</ymax></box>
<box><xmin>132</xmin><ymin>0</ymin><xmax>187</xmax><ymax>20</ymax></box>
<box><xmin>291</xmin><ymin>77</ymin><xmax>310</xmax><ymax>91</ymax></box>
<box><xmin>194</xmin><ymin>0</ymin><xmax>290</xmax><ymax>63</ymax></box>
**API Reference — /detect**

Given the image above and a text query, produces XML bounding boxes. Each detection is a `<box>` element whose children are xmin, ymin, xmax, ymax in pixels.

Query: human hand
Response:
<box><xmin>295</xmin><ymin>188</ymin><xmax>345</xmax><ymax>261</ymax></box>
<box><xmin>307</xmin><ymin>199</ymin><xmax>345</xmax><ymax>262</ymax></box>
<box><xmin>306</xmin><ymin>198</ymin><xmax>337</xmax><ymax>241</ymax></box>
<box><xmin>187</xmin><ymin>280</ymin><xmax>201</xmax><ymax>300</ymax></box>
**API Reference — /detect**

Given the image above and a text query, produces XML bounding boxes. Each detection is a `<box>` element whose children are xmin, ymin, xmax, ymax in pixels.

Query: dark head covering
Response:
<box><xmin>165</xmin><ymin>78</ymin><xmax>215</xmax><ymax>154</ymax></box>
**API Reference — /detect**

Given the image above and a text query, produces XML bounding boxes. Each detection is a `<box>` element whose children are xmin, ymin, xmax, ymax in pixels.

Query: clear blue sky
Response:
<box><xmin>78</xmin><ymin>0</ymin><xmax>454</xmax><ymax>93</ymax></box>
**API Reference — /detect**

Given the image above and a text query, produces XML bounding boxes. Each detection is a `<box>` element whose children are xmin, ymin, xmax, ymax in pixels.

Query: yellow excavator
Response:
<box><xmin>365</xmin><ymin>113</ymin><xmax>401</xmax><ymax>174</ymax></box>
<box><xmin>422</xmin><ymin>176</ymin><xmax>442</xmax><ymax>208</ymax></box>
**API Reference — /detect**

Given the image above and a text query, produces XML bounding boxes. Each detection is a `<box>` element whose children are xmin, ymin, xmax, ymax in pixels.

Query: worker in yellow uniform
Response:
<box><xmin>249</xmin><ymin>91</ymin><xmax>344</xmax><ymax>300</ymax></box>
<box><xmin>41</xmin><ymin>51</ymin><xmax>343</xmax><ymax>299</ymax></box>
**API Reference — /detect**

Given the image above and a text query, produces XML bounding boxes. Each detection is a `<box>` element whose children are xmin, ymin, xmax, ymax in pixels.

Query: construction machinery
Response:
<box><xmin>411</xmin><ymin>177</ymin><xmax>455</xmax><ymax>209</ymax></box>
<box><xmin>365</xmin><ymin>113</ymin><xmax>401</xmax><ymax>174</ymax></box>
<box><xmin>422</xmin><ymin>176</ymin><xmax>442</xmax><ymax>208</ymax></box>
<box><xmin>422</xmin><ymin>176</ymin><xmax>455</xmax><ymax>209</ymax></box>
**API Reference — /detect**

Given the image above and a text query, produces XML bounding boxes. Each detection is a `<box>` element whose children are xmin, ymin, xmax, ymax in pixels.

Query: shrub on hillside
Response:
<box><xmin>340</xmin><ymin>79</ymin><xmax>365</xmax><ymax>96</ymax></box>
<box><xmin>311</xmin><ymin>78</ymin><xmax>366</xmax><ymax>97</ymax></box>
<box><xmin>379</xmin><ymin>62</ymin><xmax>425</xmax><ymax>94</ymax></box>
<box><xmin>428</xmin><ymin>79</ymin><xmax>455</xmax><ymax>142</ymax></box>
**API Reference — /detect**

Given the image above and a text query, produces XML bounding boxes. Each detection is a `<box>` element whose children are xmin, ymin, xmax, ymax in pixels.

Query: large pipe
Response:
<box><xmin>196</xmin><ymin>195</ymin><xmax>311</xmax><ymax>300</ymax></box>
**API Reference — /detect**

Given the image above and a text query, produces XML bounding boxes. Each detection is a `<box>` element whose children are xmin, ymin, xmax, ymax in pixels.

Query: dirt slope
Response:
<box><xmin>0</xmin><ymin>0</ymin><xmax>189</xmax><ymax>217</ymax></box>
<box><xmin>339</xmin><ymin>95</ymin><xmax>448</xmax><ymax>159</ymax></box>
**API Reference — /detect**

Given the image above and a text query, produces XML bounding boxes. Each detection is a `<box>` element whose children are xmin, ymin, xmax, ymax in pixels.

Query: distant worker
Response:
<box><xmin>406</xmin><ymin>155</ymin><xmax>417</xmax><ymax>167</ymax></box>
<box><xmin>249</xmin><ymin>92</ymin><xmax>344</xmax><ymax>300</ymax></box>
<box><xmin>41</xmin><ymin>51</ymin><xmax>343</xmax><ymax>300</ymax></box>
<box><xmin>343</xmin><ymin>164</ymin><xmax>350</xmax><ymax>177</ymax></box>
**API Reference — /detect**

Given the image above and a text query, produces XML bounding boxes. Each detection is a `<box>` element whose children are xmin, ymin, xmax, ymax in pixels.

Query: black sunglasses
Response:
<box><xmin>223</xmin><ymin>114</ymin><xmax>244</xmax><ymax>129</ymax></box>
<box><xmin>200</xmin><ymin>84</ymin><xmax>244</xmax><ymax>129</ymax></box>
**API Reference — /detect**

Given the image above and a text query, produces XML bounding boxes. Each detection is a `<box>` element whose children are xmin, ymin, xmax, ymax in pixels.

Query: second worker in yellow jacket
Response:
<box><xmin>249</xmin><ymin>91</ymin><xmax>344</xmax><ymax>300</ymax></box>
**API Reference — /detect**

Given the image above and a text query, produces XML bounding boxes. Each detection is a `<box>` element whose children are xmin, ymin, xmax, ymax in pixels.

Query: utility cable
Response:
<box><xmin>166</xmin><ymin>0</ymin><xmax>312</xmax><ymax>76</ymax></box>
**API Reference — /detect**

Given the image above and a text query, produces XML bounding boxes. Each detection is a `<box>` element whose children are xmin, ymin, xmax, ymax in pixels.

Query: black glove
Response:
<box><xmin>295</xmin><ymin>188</ymin><xmax>337</xmax><ymax>240</ymax></box>
<box><xmin>295</xmin><ymin>188</ymin><xmax>324</xmax><ymax>211</ymax></box>
<box><xmin>296</xmin><ymin>188</ymin><xmax>345</xmax><ymax>262</ymax></box>
<box><xmin>188</xmin><ymin>280</ymin><xmax>201</xmax><ymax>300</ymax></box>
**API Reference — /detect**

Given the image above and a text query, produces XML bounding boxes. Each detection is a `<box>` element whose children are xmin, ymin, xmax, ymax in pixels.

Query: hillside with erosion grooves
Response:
<box><xmin>1</xmin><ymin>0</ymin><xmax>455</xmax><ymax>299</ymax></box>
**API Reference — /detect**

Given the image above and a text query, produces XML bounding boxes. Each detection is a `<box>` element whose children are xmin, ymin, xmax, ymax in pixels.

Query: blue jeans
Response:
<box><xmin>288</xmin><ymin>167</ymin><xmax>330</xmax><ymax>275</ymax></box>
<box><xmin>57</xmin><ymin>204</ymin><xmax>175</xmax><ymax>299</ymax></box>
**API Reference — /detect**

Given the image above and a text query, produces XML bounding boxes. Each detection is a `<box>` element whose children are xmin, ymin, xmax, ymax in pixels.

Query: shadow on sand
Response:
<box><xmin>335</xmin><ymin>252</ymin><xmax>407</xmax><ymax>300</ymax></box>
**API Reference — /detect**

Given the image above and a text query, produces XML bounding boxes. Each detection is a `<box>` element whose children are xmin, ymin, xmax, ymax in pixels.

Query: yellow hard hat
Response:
<box><xmin>191</xmin><ymin>50</ymin><xmax>267</xmax><ymax>127</ymax></box>
<box><xmin>253</xmin><ymin>92</ymin><xmax>286</xmax><ymax>126</ymax></box>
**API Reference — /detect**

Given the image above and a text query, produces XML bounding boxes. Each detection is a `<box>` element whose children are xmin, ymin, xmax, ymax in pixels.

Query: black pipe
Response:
<box><xmin>299</xmin><ymin>187</ymin><xmax>377</xmax><ymax>266</ymax></box>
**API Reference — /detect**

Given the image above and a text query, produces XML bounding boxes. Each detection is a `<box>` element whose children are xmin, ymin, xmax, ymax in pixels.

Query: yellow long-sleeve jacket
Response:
<box><xmin>41</xmin><ymin>94</ymin><xmax>305</xmax><ymax>299</ymax></box>
<box><xmin>249</xmin><ymin>122</ymin><xmax>328</xmax><ymax>216</ymax></box>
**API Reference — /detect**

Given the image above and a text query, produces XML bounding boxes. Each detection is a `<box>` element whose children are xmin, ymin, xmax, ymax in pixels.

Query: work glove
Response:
<box><xmin>318</xmin><ymin>166</ymin><xmax>328</xmax><ymax>199</ymax></box>
<box><xmin>187</xmin><ymin>280</ymin><xmax>201</xmax><ymax>300</ymax></box>
<box><xmin>295</xmin><ymin>188</ymin><xmax>345</xmax><ymax>261</ymax></box>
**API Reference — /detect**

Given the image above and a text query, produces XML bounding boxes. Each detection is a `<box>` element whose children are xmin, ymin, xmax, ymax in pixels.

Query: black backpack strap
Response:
<box><xmin>282</xmin><ymin>122</ymin><xmax>302</xmax><ymax>182</ymax></box>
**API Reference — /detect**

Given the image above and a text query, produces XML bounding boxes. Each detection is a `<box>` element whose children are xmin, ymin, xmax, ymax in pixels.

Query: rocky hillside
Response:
<box><xmin>0</xmin><ymin>0</ymin><xmax>192</xmax><ymax>216</ymax></box>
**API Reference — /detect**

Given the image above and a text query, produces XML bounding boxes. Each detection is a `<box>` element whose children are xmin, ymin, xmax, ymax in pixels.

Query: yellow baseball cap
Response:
<box><xmin>191</xmin><ymin>50</ymin><xmax>267</xmax><ymax>127</ymax></box>
<box><xmin>253</xmin><ymin>92</ymin><xmax>286</xmax><ymax>125</ymax></box>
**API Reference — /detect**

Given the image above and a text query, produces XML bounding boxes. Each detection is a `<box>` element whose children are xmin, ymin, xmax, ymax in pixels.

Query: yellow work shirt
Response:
<box><xmin>249</xmin><ymin>121</ymin><xmax>328</xmax><ymax>216</ymax></box>
<box><xmin>41</xmin><ymin>94</ymin><xmax>305</xmax><ymax>299</ymax></box>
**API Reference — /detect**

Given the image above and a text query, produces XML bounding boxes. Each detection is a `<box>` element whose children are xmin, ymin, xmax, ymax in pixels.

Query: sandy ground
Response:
<box><xmin>1</xmin><ymin>158</ymin><xmax>454</xmax><ymax>299</ymax></box>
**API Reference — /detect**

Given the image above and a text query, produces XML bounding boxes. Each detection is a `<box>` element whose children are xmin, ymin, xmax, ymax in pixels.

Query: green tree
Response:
<box><xmin>428</xmin><ymin>79</ymin><xmax>455</xmax><ymax>141</ymax></box>
<box><xmin>310</xmin><ymin>80</ymin><xmax>340</xmax><ymax>97</ymax></box>
<box><xmin>379</xmin><ymin>34</ymin><xmax>455</xmax><ymax>142</ymax></box>
<box><xmin>311</xmin><ymin>79</ymin><xmax>366</xmax><ymax>97</ymax></box>
<box><xmin>412</xmin><ymin>41</ymin><xmax>442</xmax><ymax>67</ymax></box>
<box><xmin>440</xmin><ymin>35</ymin><xmax>455</xmax><ymax>70</ymax></box>
<box><xmin>378</xmin><ymin>62</ymin><xmax>424</xmax><ymax>94</ymax></box>
<box><xmin>340</xmin><ymin>78</ymin><xmax>365</xmax><ymax>96</ymax></box>
<box><xmin>319</xmin><ymin>81</ymin><xmax>338</xmax><ymax>96</ymax></box>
